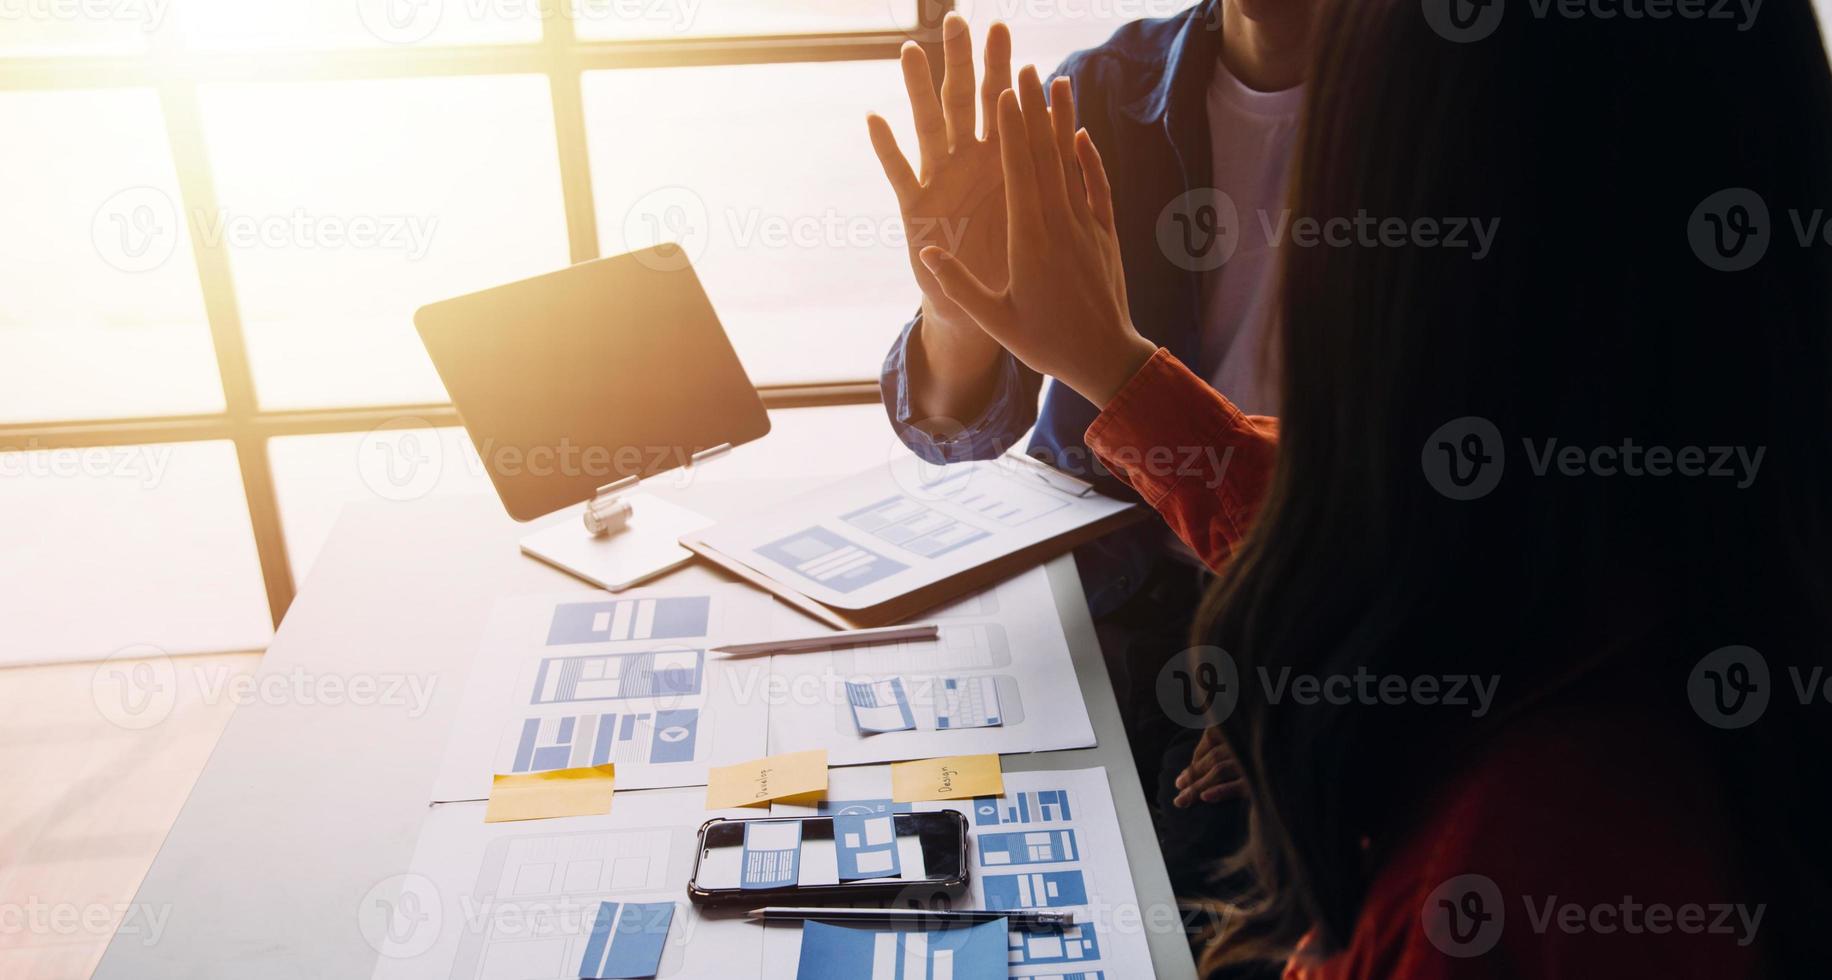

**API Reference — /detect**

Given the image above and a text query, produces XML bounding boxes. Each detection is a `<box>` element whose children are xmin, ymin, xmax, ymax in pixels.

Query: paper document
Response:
<box><xmin>370</xmin><ymin>789</ymin><xmax>764</xmax><ymax>980</ymax></box>
<box><xmin>766</xmin><ymin>568</ymin><xmax>1095</xmax><ymax>765</ymax></box>
<box><xmin>695</xmin><ymin>457</ymin><xmax>1135</xmax><ymax>610</ymax></box>
<box><xmin>431</xmin><ymin>585</ymin><xmax>777</xmax><ymax>800</ymax></box>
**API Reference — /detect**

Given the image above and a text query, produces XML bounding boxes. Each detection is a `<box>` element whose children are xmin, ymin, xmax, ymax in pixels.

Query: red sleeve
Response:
<box><xmin>1082</xmin><ymin>347</ymin><xmax>1279</xmax><ymax>570</ymax></box>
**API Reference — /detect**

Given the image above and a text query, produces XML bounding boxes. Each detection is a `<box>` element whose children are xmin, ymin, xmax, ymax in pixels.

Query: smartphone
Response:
<box><xmin>687</xmin><ymin>811</ymin><xmax>969</xmax><ymax>907</ymax></box>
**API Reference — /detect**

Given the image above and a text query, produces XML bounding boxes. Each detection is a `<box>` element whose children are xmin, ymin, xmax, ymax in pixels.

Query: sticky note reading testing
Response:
<box><xmin>890</xmin><ymin>754</ymin><xmax>1003</xmax><ymax>802</ymax></box>
<box><xmin>705</xmin><ymin>749</ymin><xmax>827</xmax><ymax>809</ymax></box>
<box><xmin>484</xmin><ymin>764</ymin><xmax>616</xmax><ymax>823</ymax></box>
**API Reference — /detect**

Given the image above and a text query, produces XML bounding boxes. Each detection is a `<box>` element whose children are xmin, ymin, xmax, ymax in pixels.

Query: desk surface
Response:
<box><xmin>95</xmin><ymin>477</ymin><xmax>1198</xmax><ymax>980</ymax></box>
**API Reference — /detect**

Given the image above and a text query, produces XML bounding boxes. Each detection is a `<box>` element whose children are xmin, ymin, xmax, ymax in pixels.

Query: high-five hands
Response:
<box><xmin>867</xmin><ymin>15</ymin><xmax>1013</xmax><ymax>358</ymax></box>
<box><xmin>917</xmin><ymin>67</ymin><xmax>1159</xmax><ymax>408</ymax></box>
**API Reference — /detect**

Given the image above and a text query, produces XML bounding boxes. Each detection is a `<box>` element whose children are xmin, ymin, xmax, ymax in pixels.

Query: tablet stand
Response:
<box><xmin>519</xmin><ymin>443</ymin><xmax>732</xmax><ymax>592</ymax></box>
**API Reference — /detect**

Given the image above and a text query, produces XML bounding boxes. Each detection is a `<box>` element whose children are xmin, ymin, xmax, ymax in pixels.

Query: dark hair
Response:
<box><xmin>1197</xmin><ymin>0</ymin><xmax>1832</xmax><ymax>972</ymax></box>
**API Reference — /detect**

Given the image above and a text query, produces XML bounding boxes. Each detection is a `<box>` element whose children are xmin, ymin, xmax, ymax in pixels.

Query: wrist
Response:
<box><xmin>1075</xmin><ymin>331</ymin><xmax>1159</xmax><ymax>409</ymax></box>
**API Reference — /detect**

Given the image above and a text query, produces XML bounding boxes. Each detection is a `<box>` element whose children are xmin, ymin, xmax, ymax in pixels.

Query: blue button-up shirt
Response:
<box><xmin>879</xmin><ymin>1</ymin><xmax>1225</xmax><ymax>616</ymax></box>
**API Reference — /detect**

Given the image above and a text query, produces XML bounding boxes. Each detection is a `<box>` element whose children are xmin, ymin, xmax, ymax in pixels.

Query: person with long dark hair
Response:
<box><xmin>917</xmin><ymin>0</ymin><xmax>1832</xmax><ymax>974</ymax></box>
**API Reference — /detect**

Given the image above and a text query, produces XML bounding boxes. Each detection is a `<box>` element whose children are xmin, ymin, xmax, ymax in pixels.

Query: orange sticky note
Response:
<box><xmin>705</xmin><ymin>749</ymin><xmax>828</xmax><ymax>809</ymax></box>
<box><xmin>890</xmin><ymin>754</ymin><xmax>1004</xmax><ymax>802</ymax></box>
<box><xmin>484</xmin><ymin>764</ymin><xmax>616</xmax><ymax>823</ymax></box>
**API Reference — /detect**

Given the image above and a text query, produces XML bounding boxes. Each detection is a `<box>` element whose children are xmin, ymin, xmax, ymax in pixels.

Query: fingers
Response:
<box><xmin>996</xmin><ymin>88</ymin><xmax>1041</xmax><ymax>225</ymax></box>
<box><xmin>980</xmin><ymin>21</ymin><xmax>1012</xmax><ymax>140</ymax></box>
<box><xmin>939</xmin><ymin>13</ymin><xmax>976</xmax><ymax>150</ymax></box>
<box><xmin>866</xmin><ymin>114</ymin><xmax>919</xmax><ymax>206</ymax></box>
<box><xmin>1173</xmin><ymin>757</ymin><xmax>1244</xmax><ymax>807</ymax></box>
<box><xmin>900</xmin><ymin>42</ymin><xmax>948</xmax><ymax>172</ymax></box>
<box><xmin>1050</xmin><ymin>76</ymin><xmax>1089</xmax><ymax>222</ymax></box>
<box><xmin>1074</xmin><ymin>129</ymin><xmax>1116</xmax><ymax>233</ymax></box>
<box><xmin>920</xmin><ymin>247</ymin><xmax>1008</xmax><ymax>329</ymax></box>
<box><xmin>1017</xmin><ymin>66</ymin><xmax>1072</xmax><ymax>216</ymax></box>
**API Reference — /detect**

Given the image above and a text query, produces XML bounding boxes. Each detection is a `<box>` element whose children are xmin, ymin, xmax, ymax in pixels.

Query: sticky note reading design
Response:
<box><xmin>483</xmin><ymin>764</ymin><xmax>616</xmax><ymax>823</ymax></box>
<box><xmin>705</xmin><ymin>749</ymin><xmax>828</xmax><ymax>809</ymax></box>
<box><xmin>890</xmin><ymin>754</ymin><xmax>1003</xmax><ymax>803</ymax></box>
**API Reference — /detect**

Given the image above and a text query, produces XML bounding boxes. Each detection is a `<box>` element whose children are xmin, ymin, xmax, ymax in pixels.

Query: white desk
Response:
<box><xmin>93</xmin><ymin>477</ymin><xmax>1198</xmax><ymax>979</ymax></box>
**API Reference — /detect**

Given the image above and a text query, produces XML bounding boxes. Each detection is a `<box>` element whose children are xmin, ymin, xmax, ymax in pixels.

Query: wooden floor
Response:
<box><xmin>0</xmin><ymin>652</ymin><xmax>259</xmax><ymax>980</ymax></box>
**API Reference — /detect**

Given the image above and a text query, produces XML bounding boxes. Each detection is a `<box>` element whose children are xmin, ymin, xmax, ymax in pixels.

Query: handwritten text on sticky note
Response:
<box><xmin>891</xmin><ymin>754</ymin><xmax>1003</xmax><ymax>802</ymax></box>
<box><xmin>706</xmin><ymin>749</ymin><xmax>827</xmax><ymax>809</ymax></box>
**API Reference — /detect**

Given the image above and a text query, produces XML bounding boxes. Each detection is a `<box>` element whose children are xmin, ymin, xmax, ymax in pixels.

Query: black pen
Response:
<box><xmin>747</xmin><ymin>906</ymin><xmax>1074</xmax><ymax>930</ymax></box>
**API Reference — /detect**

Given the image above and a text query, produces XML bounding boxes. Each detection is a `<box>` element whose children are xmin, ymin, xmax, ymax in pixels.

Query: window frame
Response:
<box><xmin>0</xmin><ymin>0</ymin><xmax>952</xmax><ymax>626</ymax></box>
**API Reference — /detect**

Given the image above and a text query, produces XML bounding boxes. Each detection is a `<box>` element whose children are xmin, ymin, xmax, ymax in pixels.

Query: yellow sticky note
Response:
<box><xmin>484</xmin><ymin>764</ymin><xmax>616</xmax><ymax>823</ymax></box>
<box><xmin>890</xmin><ymin>754</ymin><xmax>1004</xmax><ymax>802</ymax></box>
<box><xmin>705</xmin><ymin>749</ymin><xmax>828</xmax><ymax>809</ymax></box>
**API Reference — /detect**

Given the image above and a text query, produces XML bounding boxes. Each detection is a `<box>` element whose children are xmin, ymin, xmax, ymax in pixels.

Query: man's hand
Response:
<box><xmin>917</xmin><ymin>68</ymin><xmax>1156</xmax><ymax>409</ymax></box>
<box><xmin>1173</xmin><ymin>725</ymin><xmax>1245</xmax><ymax>807</ymax></box>
<box><xmin>867</xmin><ymin>14</ymin><xmax>1014</xmax><ymax>423</ymax></box>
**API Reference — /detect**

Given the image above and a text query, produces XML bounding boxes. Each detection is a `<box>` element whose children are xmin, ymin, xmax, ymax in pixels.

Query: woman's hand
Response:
<box><xmin>1174</xmin><ymin>725</ymin><xmax>1246</xmax><ymax>807</ymax></box>
<box><xmin>917</xmin><ymin>66</ymin><xmax>1157</xmax><ymax>408</ymax></box>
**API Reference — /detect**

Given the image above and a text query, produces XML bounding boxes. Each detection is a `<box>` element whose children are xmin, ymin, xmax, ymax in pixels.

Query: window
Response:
<box><xmin>1</xmin><ymin>0</ymin><xmax>1167</xmax><ymax>662</ymax></box>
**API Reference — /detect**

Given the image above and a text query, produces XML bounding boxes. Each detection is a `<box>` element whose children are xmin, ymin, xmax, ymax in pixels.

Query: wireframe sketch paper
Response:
<box><xmin>370</xmin><ymin>788</ymin><xmax>764</xmax><ymax>980</ymax></box>
<box><xmin>761</xmin><ymin>767</ymin><xmax>1154</xmax><ymax>980</ymax></box>
<box><xmin>694</xmin><ymin>456</ymin><xmax>1136</xmax><ymax>611</ymax></box>
<box><xmin>765</xmin><ymin>568</ymin><xmax>1095</xmax><ymax>766</ymax></box>
<box><xmin>431</xmin><ymin>585</ymin><xmax>778</xmax><ymax>800</ymax></box>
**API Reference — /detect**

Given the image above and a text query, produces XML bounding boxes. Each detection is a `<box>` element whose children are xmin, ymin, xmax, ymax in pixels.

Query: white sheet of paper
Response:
<box><xmin>370</xmin><ymin>789</ymin><xmax>763</xmax><ymax>980</ymax></box>
<box><xmin>696</xmin><ymin>456</ymin><xmax>1134</xmax><ymax>610</ymax></box>
<box><xmin>765</xmin><ymin>568</ymin><xmax>1095</xmax><ymax>765</ymax></box>
<box><xmin>761</xmin><ymin>767</ymin><xmax>1154</xmax><ymax>980</ymax></box>
<box><xmin>431</xmin><ymin>584</ymin><xmax>777</xmax><ymax>801</ymax></box>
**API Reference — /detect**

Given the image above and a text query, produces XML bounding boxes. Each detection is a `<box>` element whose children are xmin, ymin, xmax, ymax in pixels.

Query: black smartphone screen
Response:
<box><xmin>687</xmin><ymin>811</ymin><xmax>968</xmax><ymax>906</ymax></box>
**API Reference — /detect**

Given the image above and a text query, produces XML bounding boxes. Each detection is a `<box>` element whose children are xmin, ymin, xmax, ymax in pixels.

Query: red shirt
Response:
<box><xmin>1083</xmin><ymin>348</ymin><xmax>1763</xmax><ymax>979</ymax></box>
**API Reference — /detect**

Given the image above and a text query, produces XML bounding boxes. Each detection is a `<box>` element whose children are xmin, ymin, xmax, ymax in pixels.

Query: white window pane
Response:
<box><xmin>0</xmin><ymin>4</ymin><xmax>158</xmax><ymax>55</ymax></box>
<box><xmin>198</xmin><ymin>75</ymin><xmax>571</xmax><ymax>410</ymax></box>
<box><xmin>270</xmin><ymin>405</ymin><xmax>891</xmax><ymax>584</ymax></box>
<box><xmin>269</xmin><ymin>423</ymin><xmax>492</xmax><ymax>585</ymax></box>
<box><xmin>175</xmin><ymin>0</ymin><xmax>539</xmax><ymax>50</ymax></box>
<box><xmin>575</xmin><ymin>0</ymin><xmax>918</xmax><ymax>40</ymax></box>
<box><xmin>0</xmin><ymin>440</ymin><xmax>273</xmax><ymax>666</ymax></box>
<box><xmin>0</xmin><ymin>88</ymin><xmax>225</xmax><ymax>424</ymax></box>
<box><xmin>585</xmin><ymin>60</ymin><xmax>922</xmax><ymax>385</ymax></box>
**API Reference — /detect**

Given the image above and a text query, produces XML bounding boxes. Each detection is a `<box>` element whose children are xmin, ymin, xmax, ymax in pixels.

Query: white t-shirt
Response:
<box><xmin>1163</xmin><ymin>59</ymin><xmax>1301</xmax><ymax>566</ymax></box>
<box><xmin>1199</xmin><ymin>58</ymin><xmax>1303</xmax><ymax>417</ymax></box>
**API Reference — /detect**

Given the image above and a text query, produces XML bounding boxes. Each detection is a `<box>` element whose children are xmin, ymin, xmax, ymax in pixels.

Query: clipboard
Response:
<box><xmin>681</xmin><ymin>454</ymin><xmax>1149</xmax><ymax>628</ymax></box>
<box><xmin>414</xmin><ymin>246</ymin><xmax>771</xmax><ymax>589</ymax></box>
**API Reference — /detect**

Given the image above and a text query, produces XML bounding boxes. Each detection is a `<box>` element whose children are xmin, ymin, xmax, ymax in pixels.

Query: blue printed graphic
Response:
<box><xmin>755</xmin><ymin>526</ymin><xmax>909</xmax><ymax>594</ymax></box>
<box><xmin>794</xmin><ymin>919</ymin><xmax>1005</xmax><ymax>980</ymax></box>
<box><xmin>978</xmin><ymin>829</ymin><xmax>1079</xmax><ymax>867</ymax></box>
<box><xmin>817</xmin><ymin>798</ymin><xmax>913</xmax><ymax>817</ymax></box>
<box><xmin>580</xmin><ymin>901</ymin><xmax>674</xmax><ymax>979</ymax></box>
<box><xmin>510</xmin><ymin>708</ymin><xmax>701</xmax><ymax>771</ymax></box>
<box><xmin>933</xmin><ymin>675</ymin><xmax>1002</xmax><ymax>729</ymax></box>
<box><xmin>845</xmin><ymin>677</ymin><xmax>916</xmax><ymax>734</ymax></box>
<box><xmin>548</xmin><ymin>596</ymin><xmax>711</xmax><ymax>645</ymax></box>
<box><xmin>972</xmin><ymin>789</ymin><xmax>1072</xmax><ymax>827</ymax></box>
<box><xmin>529</xmin><ymin>649</ymin><xmax>703</xmax><ymax>704</ymax></box>
<box><xmin>1007</xmin><ymin>924</ymin><xmax>1102</xmax><ymax>967</ymax></box>
<box><xmin>741</xmin><ymin>820</ymin><xmax>802</xmax><ymax>890</ymax></box>
<box><xmin>983</xmin><ymin>870</ymin><xmax>1087</xmax><ymax>909</ymax></box>
<box><xmin>834</xmin><ymin>812</ymin><xmax>902</xmax><ymax>881</ymax></box>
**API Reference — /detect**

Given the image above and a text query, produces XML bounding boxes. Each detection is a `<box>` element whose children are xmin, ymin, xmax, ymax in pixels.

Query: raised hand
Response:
<box><xmin>867</xmin><ymin>15</ymin><xmax>1013</xmax><ymax>368</ymax></box>
<box><xmin>916</xmin><ymin>67</ymin><xmax>1156</xmax><ymax>409</ymax></box>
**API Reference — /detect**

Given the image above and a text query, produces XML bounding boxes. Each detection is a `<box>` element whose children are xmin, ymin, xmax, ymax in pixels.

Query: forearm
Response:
<box><xmin>1084</xmin><ymin>348</ymin><xmax>1280</xmax><ymax>569</ymax></box>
